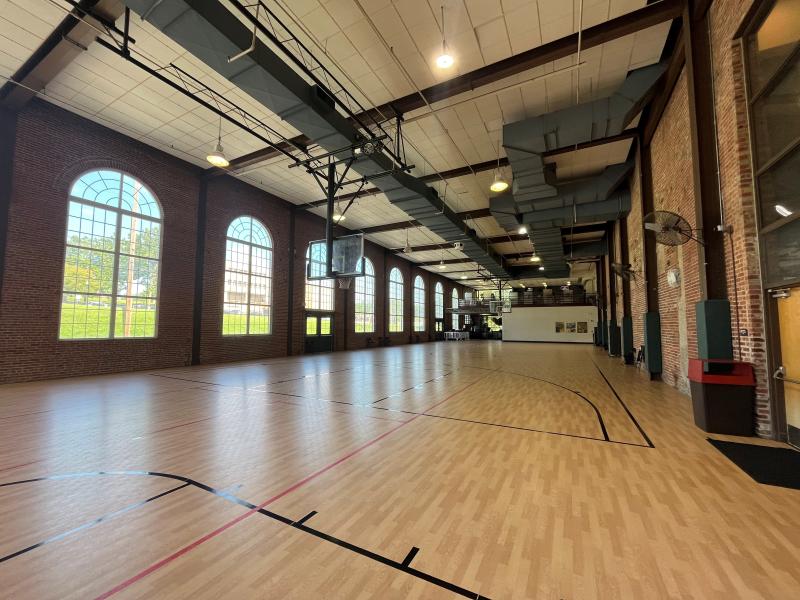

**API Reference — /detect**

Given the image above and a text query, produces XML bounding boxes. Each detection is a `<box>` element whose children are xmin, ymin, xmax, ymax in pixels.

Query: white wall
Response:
<box><xmin>503</xmin><ymin>306</ymin><xmax>597</xmax><ymax>343</ymax></box>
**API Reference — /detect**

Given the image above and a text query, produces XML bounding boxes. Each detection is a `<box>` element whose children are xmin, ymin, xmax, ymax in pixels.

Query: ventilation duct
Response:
<box><xmin>124</xmin><ymin>0</ymin><xmax>510</xmax><ymax>277</ymax></box>
<box><xmin>502</xmin><ymin>63</ymin><xmax>665</xmax><ymax>207</ymax></box>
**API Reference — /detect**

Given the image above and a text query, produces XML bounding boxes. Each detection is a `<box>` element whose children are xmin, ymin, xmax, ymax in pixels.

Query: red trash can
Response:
<box><xmin>688</xmin><ymin>359</ymin><xmax>755</xmax><ymax>436</ymax></box>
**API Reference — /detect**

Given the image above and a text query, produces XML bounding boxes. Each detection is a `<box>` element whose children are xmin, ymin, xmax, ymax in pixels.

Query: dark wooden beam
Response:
<box><xmin>542</xmin><ymin>129</ymin><xmax>638</xmax><ymax>158</ymax></box>
<box><xmin>642</xmin><ymin>19</ymin><xmax>686</xmax><ymax>146</ymax></box>
<box><xmin>638</xmin><ymin>133</ymin><xmax>660</xmax><ymax>312</ymax></box>
<box><xmin>0</xmin><ymin>0</ymin><xmax>125</xmax><ymax>109</ymax></box>
<box><xmin>0</xmin><ymin>109</ymin><xmax>17</xmax><ymax>303</ymax></box>
<box><xmin>191</xmin><ymin>178</ymin><xmax>208</xmax><ymax>365</ymax></box>
<box><xmin>364</xmin><ymin>0</ymin><xmax>682</xmax><ymax>121</ymax></box>
<box><xmin>684</xmin><ymin>1</ymin><xmax>727</xmax><ymax>300</ymax></box>
<box><xmin>220</xmin><ymin>0</ymin><xmax>681</xmax><ymax>172</ymax></box>
<box><xmin>415</xmin><ymin>258</ymin><xmax>473</xmax><ymax>267</ymax></box>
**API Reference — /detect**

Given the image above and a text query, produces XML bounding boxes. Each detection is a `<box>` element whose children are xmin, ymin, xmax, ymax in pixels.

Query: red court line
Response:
<box><xmin>94</xmin><ymin>373</ymin><xmax>489</xmax><ymax>599</ymax></box>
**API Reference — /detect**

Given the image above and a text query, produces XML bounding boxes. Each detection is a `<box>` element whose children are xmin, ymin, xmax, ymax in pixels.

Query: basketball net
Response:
<box><xmin>337</xmin><ymin>277</ymin><xmax>352</xmax><ymax>289</ymax></box>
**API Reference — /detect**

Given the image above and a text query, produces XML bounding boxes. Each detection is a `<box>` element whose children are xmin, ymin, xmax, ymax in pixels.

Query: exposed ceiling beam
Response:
<box><xmin>414</xmin><ymin>258</ymin><xmax>474</xmax><ymax>267</ymax></box>
<box><xmin>217</xmin><ymin>0</ymin><xmax>681</xmax><ymax>172</ymax></box>
<box><xmin>359</xmin><ymin>208</ymin><xmax>492</xmax><ymax>235</ymax></box>
<box><xmin>0</xmin><ymin>0</ymin><xmax>126</xmax><ymax>109</ymax></box>
<box><xmin>300</xmin><ymin>158</ymin><xmax>503</xmax><ymax>209</ymax></box>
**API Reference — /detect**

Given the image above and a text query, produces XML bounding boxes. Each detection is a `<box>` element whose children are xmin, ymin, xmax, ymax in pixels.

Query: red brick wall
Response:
<box><xmin>199</xmin><ymin>176</ymin><xmax>291</xmax><ymax>364</ymax></box>
<box><xmin>621</xmin><ymin>0</ymin><xmax>771</xmax><ymax>435</ymax></box>
<box><xmin>0</xmin><ymin>101</ymin><xmax>199</xmax><ymax>383</ymax></box>
<box><xmin>649</xmin><ymin>69</ymin><xmax>701</xmax><ymax>394</ymax></box>
<box><xmin>0</xmin><ymin>100</ymin><xmax>470</xmax><ymax>383</ymax></box>
<box><xmin>627</xmin><ymin>151</ymin><xmax>646</xmax><ymax>350</ymax></box>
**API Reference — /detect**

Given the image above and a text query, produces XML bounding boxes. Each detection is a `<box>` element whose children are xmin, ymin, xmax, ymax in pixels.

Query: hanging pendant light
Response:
<box><xmin>489</xmin><ymin>138</ymin><xmax>508</xmax><ymax>192</ymax></box>
<box><xmin>435</xmin><ymin>6</ymin><xmax>454</xmax><ymax>69</ymax></box>
<box><xmin>403</xmin><ymin>227</ymin><xmax>412</xmax><ymax>254</ymax></box>
<box><xmin>206</xmin><ymin>117</ymin><xmax>229</xmax><ymax>168</ymax></box>
<box><xmin>437</xmin><ymin>248</ymin><xmax>447</xmax><ymax>270</ymax></box>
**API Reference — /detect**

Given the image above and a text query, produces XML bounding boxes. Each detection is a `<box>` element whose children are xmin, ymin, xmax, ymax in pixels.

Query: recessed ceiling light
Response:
<box><xmin>775</xmin><ymin>204</ymin><xmax>793</xmax><ymax>217</ymax></box>
<box><xmin>460</xmin><ymin>275</ymin><xmax>468</xmax><ymax>279</ymax></box>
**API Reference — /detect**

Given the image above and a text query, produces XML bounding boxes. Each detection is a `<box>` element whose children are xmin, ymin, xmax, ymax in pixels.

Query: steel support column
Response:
<box><xmin>0</xmin><ymin>109</ymin><xmax>17</xmax><ymax>303</ymax></box>
<box><xmin>191</xmin><ymin>178</ymin><xmax>208</xmax><ymax>365</ymax></box>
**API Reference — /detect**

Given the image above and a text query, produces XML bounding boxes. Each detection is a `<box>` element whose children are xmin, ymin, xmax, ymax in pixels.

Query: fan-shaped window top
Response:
<box><xmin>70</xmin><ymin>170</ymin><xmax>161</xmax><ymax>218</ymax></box>
<box><xmin>227</xmin><ymin>216</ymin><xmax>272</xmax><ymax>248</ymax></box>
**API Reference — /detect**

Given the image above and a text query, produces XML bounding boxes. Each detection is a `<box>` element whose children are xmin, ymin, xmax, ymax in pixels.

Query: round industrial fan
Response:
<box><xmin>643</xmin><ymin>211</ymin><xmax>704</xmax><ymax>246</ymax></box>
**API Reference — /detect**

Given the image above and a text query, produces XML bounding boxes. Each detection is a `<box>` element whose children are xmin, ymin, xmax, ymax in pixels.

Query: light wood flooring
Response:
<box><xmin>0</xmin><ymin>341</ymin><xmax>798</xmax><ymax>599</ymax></box>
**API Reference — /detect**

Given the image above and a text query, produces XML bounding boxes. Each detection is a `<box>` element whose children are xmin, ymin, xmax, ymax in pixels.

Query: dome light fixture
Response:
<box><xmin>206</xmin><ymin>117</ymin><xmax>229</xmax><ymax>168</ymax></box>
<box><xmin>529</xmin><ymin>255</ymin><xmax>541</xmax><ymax>262</ymax></box>
<box><xmin>435</xmin><ymin>7</ymin><xmax>454</xmax><ymax>69</ymax></box>
<box><xmin>538</xmin><ymin>265</ymin><xmax>545</xmax><ymax>271</ymax></box>
<box><xmin>332</xmin><ymin>213</ymin><xmax>346</xmax><ymax>223</ymax></box>
<box><xmin>460</xmin><ymin>274</ymin><xmax>468</xmax><ymax>280</ymax></box>
<box><xmin>490</xmin><ymin>173</ymin><xmax>509</xmax><ymax>193</ymax></box>
<box><xmin>518</xmin><ymin>225</ymin><xmax>527</xmax><ymax>235</ymax></box>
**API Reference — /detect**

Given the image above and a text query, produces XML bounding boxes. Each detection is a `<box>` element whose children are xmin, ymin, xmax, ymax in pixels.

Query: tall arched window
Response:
<box><xmin>60</xmin><ymin>170</ymin><xmax>162</xmax><ymax>339</ymax></box>
<box><xmin>306</xmin><ymin>245</ymin><xmax>335</xmax><ymax>311</ymax></box>
<box><xmin>451</xmin><ymin>288</ymin><xmax>460</xmax><ymax>330</ymax></box>
<box><xmin>388</xmin><ymin>267</ymin><xmax>404</xmax><ymax>332</ymax></box>
<box><xmin>354</xmin><ymin>257</ymin><xmax>375</xmax><ymax>333</ymax></box>
<box><xmin>223</xmin><ymin>216</ymin><xmax>273</xmax><ymax>335</ymax></box>
<box><xmin>413</xmin><ymin>275</ymin><xmax>425</xmax><ymax>332</ymax></box>
<box><xmin>434</xmin><ymin>281</ymin><xmax>444</xmax><ymax>332</ymax></box>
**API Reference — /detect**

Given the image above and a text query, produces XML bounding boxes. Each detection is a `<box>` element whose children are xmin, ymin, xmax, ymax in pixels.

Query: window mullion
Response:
<box><xmin>108</xmin><ymin>183</ymin><xmax>124</xmax><ymax>339</ymax></box>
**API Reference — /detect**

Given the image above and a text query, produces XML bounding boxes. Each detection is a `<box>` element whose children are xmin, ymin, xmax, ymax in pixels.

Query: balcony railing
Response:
<box><xmin>455</xmin><ymin>290</ymin><xmax>597</xmax><ymax>314</ymax></box>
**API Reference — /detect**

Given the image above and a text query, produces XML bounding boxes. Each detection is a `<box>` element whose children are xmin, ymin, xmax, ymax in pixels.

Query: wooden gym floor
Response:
<box><xmin>0</xmin><ymin>341</ymin><xmax>798</xmax><ymax>599</ymax></box>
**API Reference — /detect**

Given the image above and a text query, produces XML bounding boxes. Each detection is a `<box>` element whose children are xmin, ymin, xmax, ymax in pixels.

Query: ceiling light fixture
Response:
<box><xmin>333</xmin><ymin>213</ymin><xmax>346</xmax><ymax>223</ymax></box>
<box><xmin>529</xmin><ymin>255</ymin><xmax>541</xmax><ymax>262</ymax></box>
<box><xmin>435</xmin><ymin>6</ymin><xmax>454</xmax><ymax>69</ymax></box>
<box><xmin>518</xmin><ymin>226</ymin><xmax>527</xmax><ymax>235</ymax></box>
<box><xmin>403</xmin><ymin>227</ymin><xmax>412</xmax><ymax>254</ymax></box>
<box><xmin>206</xmin><ymin>117</ymin><xmax>229</xmax><ymax>168</ymax></box>
<box><xmin>538</xmin><ymin>266</ymin><xmax>545</xmax><ymax>271</ymax></box>
<box><xmin>460</xmin><ymin>275</ymin><xmax>468</xmax><ymax>280</ymax></box>
<box><xmin>490</xmin><ymin>175</ymin><xmax>509</xmax><ymax>193</ymax></box>
<box><xmin>775</xmin><ymin>204</ymin><xmax>793</xmax><ymax>217</ymax></box>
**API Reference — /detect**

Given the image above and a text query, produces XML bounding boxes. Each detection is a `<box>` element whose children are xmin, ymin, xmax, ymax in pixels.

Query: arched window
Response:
<box><xmin>388</xmin><ymin>267</ymin><xmax>404</xmax><ymax>332</ymax></box>
<box><xmin>354</xmin><ymin>257</ymin><xmax>375</xmax><ymax>333</ymax></box>
<box><xmin>413</xmin><ymin>275</ymin><xmax>425</xmax><ymax>332</ymax></box>
<box><xmin>223</xmin><ymin>216</ymin><xmax>273</xmax><ymax>335</ymax></box>
<box><xmin>434</xmin><ymin>281</ymin><xmax>444</xmax><ymax>332</ymax></box>
<box><xmin>60</xmin><ymin>170</ymin><xmax>162</xmax><ymax>339</ymax></box>
<box><xmin>451</xmin><ymin>288</ymin><xmax>460</xmax><ymax>330</ymax></box>
<box><xmin>305</xmin><ymin>245</ymin><xmax>334</xmax><ymax>311</ymax></box>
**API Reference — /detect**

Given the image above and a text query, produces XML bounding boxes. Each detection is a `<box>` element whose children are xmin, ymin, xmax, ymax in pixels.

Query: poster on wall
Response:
<box><xmin>555</xmin><ymin>322</ymin><xmax>564</xmax><ymax>333</ymax></box>
<box><xmin>577</xmin><ymin>322</ymin><xmax>588</xmax><ymax>333</ymax></box>
<box><xmin>566</xmin><ymin>322</ymin><xmax>576</xmax><ymax>333</ymax></box>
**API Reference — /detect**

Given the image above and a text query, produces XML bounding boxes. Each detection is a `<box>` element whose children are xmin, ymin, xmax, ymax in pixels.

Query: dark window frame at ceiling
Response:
<box><xmin>741</xmin><ymin>0</ymin><xmax>800</xmax><ymax>290</ymax></box>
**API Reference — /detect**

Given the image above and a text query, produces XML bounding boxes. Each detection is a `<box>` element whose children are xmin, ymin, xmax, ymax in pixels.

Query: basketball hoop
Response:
<box><xmin>337</xmin><ymin>277</ymin><xmax>352</xmax><ymax>290</ymax></box>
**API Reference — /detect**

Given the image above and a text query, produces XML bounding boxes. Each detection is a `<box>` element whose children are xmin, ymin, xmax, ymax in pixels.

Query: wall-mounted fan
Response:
<box><xmin>643</xmin><ymin>211</ymin><xmax>704</xmax><ymax>246</ymax></box>
<box><xmin>611</xmin><ymin>262</ymin><xmax>637</xmax><ymax>281</ymax></box>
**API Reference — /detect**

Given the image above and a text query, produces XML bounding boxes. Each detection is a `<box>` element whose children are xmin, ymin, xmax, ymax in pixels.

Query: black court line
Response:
<box><xmin>148</xmin><ymin>373</ymin><xmax>229</xmax><ymax>387</ymax></box>
<box><xmin>0</xmin><ymin>482</ymin><xmax>189</xmax><ymax>564</ymax></box>
<box><xmin>293</xmin><ymin>510</ymin><xmax>317</xmax><ymax>526</ymax></box>
<box><xmin>402</xmin><ymin>546</ymin><xmax>420</xmax><ymax>567</ymax></box>
<box><xmin>592</xmin><ymin>361</ymin><xmax>655</xmax><ymax>448</ymax></box>
<box><xmin>0</xmin><ymin>472</ymin><xmax>488</xmax><ymax>599</ymax></box>
<box><xmin>264</xmin><ymin>390</ymin><xmax>649</xmax><ymax>448</ymax></box>
<box><xmin>370</xmin><ymin>372</ymin><xmax>453</xmax><ymax>404</ymax></box>
<box><xmin>437</xmin><ymin>363</ymin><xmax>610</xmax><ymax>442</ymax></box>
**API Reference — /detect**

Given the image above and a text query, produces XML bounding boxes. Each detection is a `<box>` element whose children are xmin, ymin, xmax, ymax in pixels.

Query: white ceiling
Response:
<box><xmin>4</xmin><ymin>0</ymin><xmax>670</xmax><ymax>287</ymax></box>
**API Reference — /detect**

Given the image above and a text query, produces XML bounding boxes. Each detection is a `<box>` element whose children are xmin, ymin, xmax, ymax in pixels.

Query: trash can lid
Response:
<box><xmin>688</xmin><ymin>359</ymin><xmax>755</xmax><ymax>386</ymax></box>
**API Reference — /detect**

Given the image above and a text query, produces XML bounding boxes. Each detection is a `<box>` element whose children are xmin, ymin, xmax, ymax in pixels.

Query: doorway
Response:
<box><xmin>775</xmin><ymin>289</ymin><xmax>800</xmax><ymax>448</ymax></box>
<box><xmin>305</xmin><ymin>313</ymin><xmax>334</xmax><ymax>353</ymax></box>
